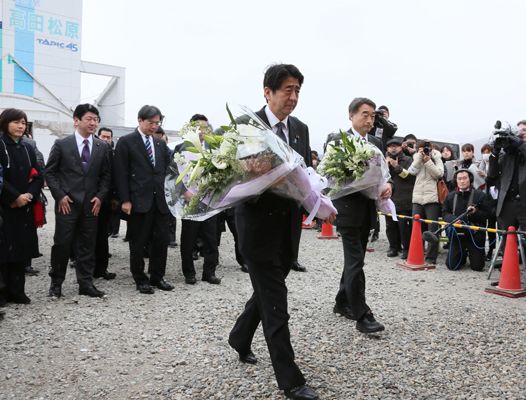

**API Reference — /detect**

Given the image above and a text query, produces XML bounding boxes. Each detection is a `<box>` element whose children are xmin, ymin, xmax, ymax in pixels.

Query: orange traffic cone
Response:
<box><xmin>318</xmin><ymin>223</ymin><xmax>338</xmax><ymax>239</ymax></box>
<box><xmin>485</xmin><ymin>226</ymin><xmax>526</xmax><ymax>298</ymax></box>
<box><xmin>301</xmin><ymin>214</ymin><xmax>315</xmax><ymax>229</ymax></box>
<box><xmin>398</xmin><ymin>214</ymin><xmax>434</xmax><ymax>270</ymax></box>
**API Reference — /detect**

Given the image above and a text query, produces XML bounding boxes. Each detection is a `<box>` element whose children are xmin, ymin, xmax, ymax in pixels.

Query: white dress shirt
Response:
<box><xmin>138</xmin><ymin>128</ymin><xmax>155</xmax><ymax>166</ymax></box>
<box><xmin>265</xmin><ymin>106</ymin><xmax>290</xmax><ymax>144</ymax></box>
<box><xmin>74</xmin><ymin>131</ymin><xmax>93</xmax><ymax>157</ymax></box>
<box><xmin>350</xmin><ymin>127</ymin><xmax>368</xmax><ymax>142</ymax></box>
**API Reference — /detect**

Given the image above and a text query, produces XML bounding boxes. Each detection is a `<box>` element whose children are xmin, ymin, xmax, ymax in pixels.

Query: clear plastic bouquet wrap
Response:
<box><xmin>317</xmin><ymin>131</ymin><xmax>397</xmax><ymax>219</ymax></box>
<box><xmin>165</xmin><ymin>106</ymin><xmax>336</xmax><ymax>221</ymax></box>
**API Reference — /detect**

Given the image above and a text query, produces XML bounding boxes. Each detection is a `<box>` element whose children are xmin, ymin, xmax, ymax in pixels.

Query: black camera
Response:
<box><xmin>423</xmin><ymin>141</ymin><xmax>431</xmax><ymax>155</ymax></box>
<box><xmin>493</xmin><ymin>120</ymin><xmax>520</xmax><ymax>149</ymax></box>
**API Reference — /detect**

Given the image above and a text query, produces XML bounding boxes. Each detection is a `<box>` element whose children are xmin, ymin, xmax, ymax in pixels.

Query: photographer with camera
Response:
<box><xmin>442</xmin><ymin>169</ymin><xmax>491</xmax><ymax>271</ymax></box>
<box><xmin>407</xmin><ymin>139</ymin><xmax>444</xmax><ymax>264</ymax></box>
<box><xmin>401</xmin><ymin>134</ymin><xmax>418</xmax><ymax>158</ymax></box>
<box><xmin>487</xmin><ymin>120</ymin><xmax>526</xmax><ymax>232</ymax></box>
<box><xmin>369</xmin><ymin>105</ymin><xmax>398</xmax><ymax>152</ymax></box>
<box><xmin>385</xmin><ymin>138</ymin><xmax>415</xmax><ymax>259</ymax></box>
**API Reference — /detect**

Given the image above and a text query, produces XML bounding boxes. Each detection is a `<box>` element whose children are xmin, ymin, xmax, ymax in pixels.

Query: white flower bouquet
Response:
<box><xmin>165</xmin><ymin>106</ymin><xmax>336</xmax><ymax>221</ymax></box>
<box><xmin>317</xmin><ymin>131</ymin><xmax>396</xmax><ymax>217</ymax></box>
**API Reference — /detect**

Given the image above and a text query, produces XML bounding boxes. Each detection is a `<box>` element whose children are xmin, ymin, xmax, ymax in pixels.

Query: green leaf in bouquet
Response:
<box><xmin>226</xmin><ymin>103</ymin><xmax>237</xmax><ymax>129</ymax></box>
<box><xmin>175</xmin><ymin>162</ymin><xmax>194</xmax><ymax>185</ymax></box>
<box><xmin>184</xmin><ymin>146</ymin><xmax>201</xmax><ymax>154</ymax></box>
<box><xmin>203</xmin><ymin>134</ymin><xmax>223</xmax><ymax>148</ymax></box>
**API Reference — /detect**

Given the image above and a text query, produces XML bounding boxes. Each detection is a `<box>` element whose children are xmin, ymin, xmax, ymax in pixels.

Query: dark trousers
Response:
<box><xmin>94</xmin><ymin>203</ymin><xmax>111</xmax><ymax>276</ymax></box>
<box><xmin>217</xmin><ymin>210</ymin><xmax>243</xmax><ymax>266</ymax></box>
<box><xmin>335</xmin><ymin>225</ymin><xmax>372</xmax><ymax>320</ymax></box>
<box><xmin>497</xmin><ymin>198</ymin><xmax>526</xmax><ymax>254</ymax></box>
<box><xmin>385</xmin><ymin>215</ymin><xmax>401</xmax><ymax>251</ymax></box>
<box><xmin>49</xmin><ymin>207</ymin><xmax>98</xmax><ymax>288</ymax></box>
<box><xmin>168</xmin><ymin>215</ymin><xmax>177</xmax><ymax>244</ymax></box>
<box><xmin>128</xmin><ymin>206</ymin><xmax>169</xmax><ymax>285</ymax></box>
<box><xmin>412</xmin><ymin>203</ymin><xmax>441</xmax><ymax>261</ymax></box>
<box><xmin>229</xmin><ymin>261</ymin><xmax>305</xmax><ymax>390</ymax></box>
<box><xmin>181</xmin><ymin>217</ymin><xmax>218</xmax><ymax>278</ymax></box>
<box><xmin>446</xmin><ymin>230</ymin><xmax>486</xmax><ymax>271</ymax></box>
<box><xmin>0</xmin><ymin>262</ymin><xmax>27</xmax><ymax>299</ymax></box>
<box><xmin>396</xmin><ymin>209</ymin><xmax>413</xmax><ymax>253</ymax></box>
<box><xmin>109</xmin><ymin>209</ymin><xmax>121</xmax><ymax>235</ymax></box>
<box><xmin>290</xmin><ymin>211</ymin><xmax>302</xmax><ymax>263</ymax></box>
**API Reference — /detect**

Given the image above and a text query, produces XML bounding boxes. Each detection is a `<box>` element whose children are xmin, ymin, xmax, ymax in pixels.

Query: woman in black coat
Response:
<box><xmin>0</xmin><ymin>108</ymin><xmax>43</xmax><ymax>304</ymax></box>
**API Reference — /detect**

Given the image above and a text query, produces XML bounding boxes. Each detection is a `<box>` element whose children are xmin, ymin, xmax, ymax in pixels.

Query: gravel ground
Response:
<box><xmin>1</xmin><ymin>190</ymin><xmax>525</xmax><ymax>399</ymax></box>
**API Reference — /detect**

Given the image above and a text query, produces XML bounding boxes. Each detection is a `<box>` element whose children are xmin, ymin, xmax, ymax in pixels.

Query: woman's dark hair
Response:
<box><xmin>461</xmin><ymin>143</ymin><xmax>474</xmax><ymax>152</ymax></box>
<box><xmin>190</xmin><ymin>114</ymin><xmax>208</xmax><ymax>122</ymax></box>
<box><xmin>481</xmin><ymin>143</ymin><xmax>493</xmax><ymax>153</ymax></box>
<box><xmin>440</xmin><ymin>145</ymin><xmax>454</xmax><ymax>160</ymax></box>
<box><xmin>263</xmin><ymin>64</ymin><xmax>304</xmax><ymax>92</ymax></box>
<box><xmin>0</xmin><ymin>108</ymin><xmax>28</xmax><ymax>134</ymax></box>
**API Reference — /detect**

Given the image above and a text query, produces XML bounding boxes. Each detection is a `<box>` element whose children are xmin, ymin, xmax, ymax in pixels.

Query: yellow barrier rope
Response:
<box><xmin>377</xmin><ymin>212</ymin><xmax>526</xmax><ymax>236</ymax></box>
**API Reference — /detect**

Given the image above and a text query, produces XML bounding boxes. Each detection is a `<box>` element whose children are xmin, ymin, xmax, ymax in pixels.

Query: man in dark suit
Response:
<box><xmin>46</xmin><ymin>104</ymin><xmax>112</xmax><ymax>298</ymax></box>
<box><xmin>93</xmin><ymin>127</ymin><xmax>117</xmax><ymax>280</ymax></box>
<box><xmin>228</xmin><ymin>64</ymin><xmax>333</xmax><ymax>400</ymax></box>
<box><xmin>178</xmin><ymin>114</ymin><xmax>221</xmax><ymax>285</ymax></box>
<box><xmin>330</xmin><ymin>97</ymin><xmax>392</xmax><ymax>334</ymax></box>
<box><xmin>114</xmin><ymin>105</ymin><xmax>174</xmax><ymax>294</ymax></box>
<box><xmin>487</xmin><ymin>120</ymin><xmax>526</xmax><ymax>231</ymax></box>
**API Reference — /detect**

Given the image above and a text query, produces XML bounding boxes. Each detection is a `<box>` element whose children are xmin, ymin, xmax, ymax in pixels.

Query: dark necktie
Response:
<box><xmin>144</xmin><ymin>136</ymin><xmax>154</xmax><ymax>166</ymax></box>
<box><xmin>81</xmin><ymin>139</ymin><xmax>90</xmax><ymax>174</ymax></box>
<box><xmin>275</xmin><ymin>122</ymin><xmax>287</xmax><ymax>143</ymax></box>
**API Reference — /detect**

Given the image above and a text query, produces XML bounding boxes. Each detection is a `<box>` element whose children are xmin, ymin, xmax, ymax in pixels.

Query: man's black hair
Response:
<box><xmin>138</xmin><ymin>105</ymin><xmax>163</xmax><ymax>121</ymax></box>
<box><xmin>263</xmin><ymin>64</ymin><xmax>304</xmax><ymax>92</ymax></box>
<box><xmin>348</xmin><ymin>97</ymin><xmax>376</xmax><ymax>114</ymax></box>
<box><xmin>517</xmin><ymin>120</ymin><xmax>526</xmax><ymax>126</ymax></box>
<box><xmin>403</xmin><ymin>133</ymin><xmax>417</xmax><ymax>142</ymax></box>
<box><xmin>73</xmin><ymin>103</ymin><xmax>99</xmax><ymax>120</ymax></box>
<box><xmin>98</xmin><ymin>127</ymin><xmax>113</xmax><ymax>137</ymax></box>
<box><xmin>190</xmin><ymin>114</ymin><xmax>208</xmax><ymax>122</ymax></box>
<box><xmin>378</xmin><ymin>105</ymin><xmax>389</xmax><ymax>113</ymax></box>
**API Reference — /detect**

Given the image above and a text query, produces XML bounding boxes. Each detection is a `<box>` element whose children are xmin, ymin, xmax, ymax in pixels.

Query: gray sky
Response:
<box><xmin>81</xmin><ymin>0</ymin><xmax>526</xmax><ymax>152</ymax></box>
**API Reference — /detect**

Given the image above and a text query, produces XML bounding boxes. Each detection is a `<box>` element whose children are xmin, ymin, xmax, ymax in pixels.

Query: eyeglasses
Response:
<box><xmin>146</xmin><ymin>119</ymin><xmax>162</xmax><ymax>126</ymax></box>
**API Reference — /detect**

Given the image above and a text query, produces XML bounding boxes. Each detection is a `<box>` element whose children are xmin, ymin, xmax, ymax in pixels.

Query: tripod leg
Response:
<box><xmin>487</xmin><ymin>234</ymin><xmax>504</xmax><ymax>280</ymax></box>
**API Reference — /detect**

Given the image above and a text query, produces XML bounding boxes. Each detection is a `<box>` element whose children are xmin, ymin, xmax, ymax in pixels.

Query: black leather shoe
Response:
<box><xmin>240</xmin><ymin>264</ymin><xmax>249</xmax><ymax>273</ymax></box>
<box><xmin>185</xmin><ymin>275</ymin><xmax>197</xmax><ymax>285</ymax></box>
<box><xmin>168</xmin><ymin>241</ymin><xmax>178</xmax><ymax>248</ymax></box>
<box><xmin>136</xmin><ymin>283</ymin><xmax>155</xmax><ymax>294</ymax></box>
<box><xmin>0</xmin><ymin>309</ymin><xmax>5</xmax><ymax>320</ymax></box>
<box><xmin>400</xmin><ymin>251</ymin><xmax>408</xmax><ymax>260</ymax></box>
<box><xmin>202</xmin><ymin>275</ymin><xmax>221</xmax><ymax>284</ymax></box>
<box><xmin>239</xmin><ymin>351</ymin><xmax>257</xmax><ymax>364</ymax></box>
<box><xmin>79</xmin><ymin>285</ymin><xmax>105</xmax><ymax>298</ymax></box>
<box><xmin>151</xmin><ymin>279</ymin><xmax>174</xmax><ymax>291</ymax></box>
<box><xmin>386</xmin><ymin>248</ymin><xmax>398</xmax><ymax>257</ymax></box>
<box><xmin>94</xmin><ymin>271</ymin><xmax>116</xmax><ymax>280</ymax></box>
<box><xmin>356</xmin><ymin>313</ymin><xmax>385</xmax><ymax>333</ymax></box>
<box><xmin>7</xmin><ymin>293</ymin><xmax>31</xmax><ymax>304</ymax></box>
<box><xmin>192</xmin><ymin>250</ymin><xmax>199</xmax><ymax>260</ymax></box>
<box><xmin>284</xmin><ymin>385</ymin><xmax>319</xmax><ymax>400</ymax></box>
<box><xmin>333</xmin><ymin>303</ymin><xmax>355</xmax><ymax>320</ymax></box>
<box><xmin>25</xmin><ymin>265</ymin><xmax>40</xmax><ymax>275</ymax></box>
<box><xmin>291</xmin><ymin>261</ymin><xmax>307</xmax><ymax>272</ymax></box>
<box><xmin>48</xmin><ymin>283</ymin><xmax>62</xmax><ymax>298</ymax></box>
<box><xmin>371</xmin><ymin>233</ymin><xmax>379</xmax><ymax>242</ymax></box>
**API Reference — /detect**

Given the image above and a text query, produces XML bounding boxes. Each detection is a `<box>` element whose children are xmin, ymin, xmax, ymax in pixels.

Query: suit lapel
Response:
<box><xmin>66</xmin><ymin>135</ymin><xmax>84</xmax><ymax>174</ymax></box>
<box><xmin>87</xmin><ymin>138</ymin><xmax>102</xmax><ymax>174</ymax></box>
<box><xmin>256</xmin><ymin>107</ymin><xmax>270</xmax><ymax>128</ymax></box>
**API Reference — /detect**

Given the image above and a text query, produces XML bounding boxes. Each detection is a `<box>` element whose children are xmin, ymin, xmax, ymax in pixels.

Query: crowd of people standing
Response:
<box><xmin>1</xmin><ymin>62</ymin><xmax>525</xmax><ymax>399</ymax></box>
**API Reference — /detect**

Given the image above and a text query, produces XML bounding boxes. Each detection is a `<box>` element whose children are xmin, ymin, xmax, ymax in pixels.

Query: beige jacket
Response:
<box><xmin>408</xmin><ymin>149</ymin><xmax>444</xmax><ymax>205</ymax></box>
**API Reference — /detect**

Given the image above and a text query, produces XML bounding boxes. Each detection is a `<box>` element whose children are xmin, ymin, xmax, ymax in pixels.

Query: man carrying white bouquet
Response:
<box><xmin>327</xmin><ymin>97</ymin><xmax>393</xmax><ymax>334</ymax></box>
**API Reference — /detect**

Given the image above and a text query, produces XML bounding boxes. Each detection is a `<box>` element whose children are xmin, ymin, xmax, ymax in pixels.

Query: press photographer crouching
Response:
<box><xmin>442</xmin><ymin>169</ymin><xmax>491</xmax><ymax>271</ymax></box>
<box><xmin>487</xmin><ymin>120</ymin><xmax>526</xmax><ymax>231</ymax></box>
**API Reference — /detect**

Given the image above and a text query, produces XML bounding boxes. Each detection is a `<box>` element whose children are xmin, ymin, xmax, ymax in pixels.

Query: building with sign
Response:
<box><xmin>0</xmin><ymin>0</ymin><xmax>125</xmax><ymax>156</ymax></box>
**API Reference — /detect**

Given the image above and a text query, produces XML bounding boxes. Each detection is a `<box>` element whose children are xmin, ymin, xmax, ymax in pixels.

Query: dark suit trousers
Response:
<box><xmin>49</xmin><ymin>207</ymin><xmax>98</xmax><ymax>287</ymax></box>
<box><xmin>290</xmin><ymin>209</ymin><xmax>303</xmax><ymax>263</ymax></box>
<box><xmin>180</xmin><ymin>217</ymin><xmax>218</xmax><ymax>278</ymax></box>
<box><xmin>385</xmin><ymin>214</ymin><xmax>401</xmax><ymax>251</ymax></box>
<box><xmin>94</xmin><ymin>203</ymin><xmax>111</xmax><ymax>275</ymax></box>
<box><xmin>335</xmin><ymin>225</ymin><xmax>372</xmax><ymax>320</ymax></box>
<box><xmin>128</xmin><ymin>206</ymin><xmax>169</xmax><ymax>284</ymax></box>
<box><xmin>228</xmin><ymin>261</ymin><xmax>305</xmax><ymax>390</ymax></box>
<box><xmin>217</xmin><ymin>210</ymin><xmax>243</xmax><ymax>266</ymax></box>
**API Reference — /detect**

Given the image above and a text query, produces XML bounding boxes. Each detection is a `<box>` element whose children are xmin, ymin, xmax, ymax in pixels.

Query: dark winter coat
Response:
<box><xmin>0</xmin><ymin>134</ymin><xmax>44</xmax><ymax>262</ymax></box>
<box><xmin>387</xmin><ymin>151</ymin><xmax>415</xmax><ymax>211</ymax></box>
